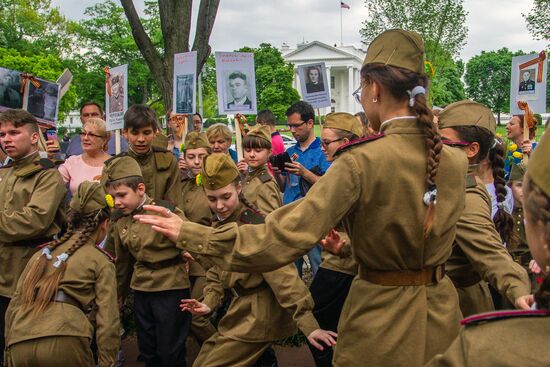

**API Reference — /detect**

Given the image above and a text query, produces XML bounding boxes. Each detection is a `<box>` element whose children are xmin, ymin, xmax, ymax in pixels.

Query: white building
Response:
<box><xmin>281</xmin><ymin>41</ymin><xmax>367</xmax><ymax>115</ymax></box>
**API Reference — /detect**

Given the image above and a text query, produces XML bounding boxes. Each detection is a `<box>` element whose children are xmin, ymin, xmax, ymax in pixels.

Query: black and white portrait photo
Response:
<box><xmin>225</xmin><ymin>71</ymin><xmax>252</xmax><ymax>110</ymax></box>
<box><xmin>109</xmin><ymin>74</ymin><xmax>125</xmax><ymax>114</ymax></box>
<box><xmin>176</xmin><ymin>74</ymin><xmax>194</xmax><ymax>114</ymax></box>
<box><xmin>518</xmin><ymin>69</ymin><xmax>536</xmax><ymax>94</ymax></box>
<box><xmin>0</xmin><ymin>68</ymin><xmax>23</xmax><ymax>110</ymax></box>
<box><xmin>26</xmin><ymin>79</ymin><xmax>59</xmax><ymax>123</ymax></box>
<box><xmin>305</xmin><ymin>65</ymin><xmax>325</xmax><ymax>93</ymax></box>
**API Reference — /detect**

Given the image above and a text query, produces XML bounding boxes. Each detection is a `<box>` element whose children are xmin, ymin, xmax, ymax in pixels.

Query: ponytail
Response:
<box><xmin>489</xmin><ymin>138</ymin><xmax>519</xmax><ymax>249</ymax></box>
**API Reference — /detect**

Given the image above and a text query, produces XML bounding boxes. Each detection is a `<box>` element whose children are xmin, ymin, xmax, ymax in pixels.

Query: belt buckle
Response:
<box><xmin>230</xmin><ymin>288</ymin><xmax>240</xmax><ymax>298</ymax></box>
<box><xmin>433</xmin><ymin>265</ymin><xmax>445</xmax><ymax>284</ymax></box>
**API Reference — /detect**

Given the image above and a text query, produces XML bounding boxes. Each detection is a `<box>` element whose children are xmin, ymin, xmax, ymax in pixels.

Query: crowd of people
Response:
<box><xmin>0</xmin><ymin>28</ymin><xmax>549</xmax><ymax>367</ymax></box>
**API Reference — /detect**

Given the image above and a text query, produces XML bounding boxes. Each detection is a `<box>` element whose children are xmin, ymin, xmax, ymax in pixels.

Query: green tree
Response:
<box><xmin>0</xmin><ymin>0</ymin><xmax>76</xmax><ymax>56</ymax></box>
<box><xmin>120</xmin><ymin>0</ymin><xmax>220</xmax><ymax>110</ymax></box>
<box><xmin>523</xmin><ymin>0</ymin><xmax>550</xmax><ymax>47</ymax></box>
<box><xmin>465</xmin><ymin>48</ymin><xmax>517</xmax><ymax>124</ymax></box>
<box><xmin>73</xmin><ymin>0</ymin><xmax>160</xmax><ymax>107</ymax></box>
<box><xmin>237</xmin><ymin>43</ymin><xmax>300</xmax><ymax>121</ymax></box>
<box><xmin>0</xmin><ymin>47</ymin><xmax>78</xmax><ymax>119</ymax></box>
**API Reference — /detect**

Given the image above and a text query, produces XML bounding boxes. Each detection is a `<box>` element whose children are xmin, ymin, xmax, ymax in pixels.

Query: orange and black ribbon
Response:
<box><xmin>20</xmin><ymin>73</ymin><xmax>41</xmax><ymax>94</ymax></box>
<box><xmin>103</xmin><ymin>67</ymin><xmax>112</xmax><ymax>97</ymax></box>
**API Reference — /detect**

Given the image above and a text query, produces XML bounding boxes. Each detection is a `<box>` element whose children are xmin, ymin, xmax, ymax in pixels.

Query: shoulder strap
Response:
<box><xmin>15</xmin><ymin>158</ymin><xmax>58</xmax><ymax>177</ymax></box>
<box><xmin>333</xmin><ymin>133</ymin><xmax>385</xmax><ymax>157</ymax></box>
<box><xmin>153</xmin><ymin>149</ymin><xmax>173</xmax><ymax>170</ymax></box>
<box><xmin>259</xmin><ymin>171</ymin><xmax>273</xmax><ymax>183</ymax></box>
<box><xmin>239</xmin><ymin>208</ymin><xmax>265</xmax><ymax>225</ymax></box>
<box><xmin>461</xmin><ymin>310</ymin><xmax>550</xmax><ymax>327</ymax></box>
<box><xmin>110</xmin><ymin>209</ymin><xmax>125</xmax><ymax>222</ymax></box>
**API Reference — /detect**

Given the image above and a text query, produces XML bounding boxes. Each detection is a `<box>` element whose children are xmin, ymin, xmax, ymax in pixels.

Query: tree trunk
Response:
<box><xmin>497</xmin><ymin>110</ymin><xmax>501</xmax><ymax>125</ymax></box>
<box><xmin>121</xmin><ymin>0</ymin><xmax>220</xmax><ymax>111</ymax></box>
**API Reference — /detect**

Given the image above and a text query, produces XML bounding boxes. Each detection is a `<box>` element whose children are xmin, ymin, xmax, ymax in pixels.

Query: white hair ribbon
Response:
<box><xmin>423</xmin><ymin>187</ymin><xmax>437</xmax><ymax>206</ymax></box>
<box><xmin>408</xmin><ymin>86</ymin><xmax>426</xmax><ymax>107</ymax></box>
<box><xmin>41</xmin><ymin>247</ymin><xmax>53</xmax><ymax>260</ymax></box>
<box><xmin>53</xmin><ymin>252</ymin><xmax>69</xmax><ymax>268</ymax></box>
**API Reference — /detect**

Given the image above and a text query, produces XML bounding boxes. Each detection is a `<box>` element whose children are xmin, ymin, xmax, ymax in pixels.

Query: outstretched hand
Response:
<box><xmin>133</xmin><ymin>205</ymin><xmax>184</xmax><ymax>243</ymax></box>
<box><xmin>180</xmin><ymin>299</ymin><xmax>211</xmax><ymax>315</ymax></box>
<box><xmin>319</xmin><ymin>229</ymin><xmax>346</xmax><ymax>254</ymax></box>
<box><xmin>307</xmin><ymin>329</ymin><xmax>337</xmax><ymax>351</ymax></box>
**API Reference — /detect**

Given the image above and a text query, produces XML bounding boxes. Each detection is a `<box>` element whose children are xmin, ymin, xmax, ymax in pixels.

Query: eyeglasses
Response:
<box><xmin>352</xmin><ymin>85</ymin><xmax>362</xmax><ymax>104</ymax></box>
<box><xmin>286</xmin><ymin>121</ymin><xmax>307</xmax><ymax>129</ymax></box>
<box><xmin>320</xmin><ymin>138</ymin><xmax>344</xmax><ymax>148</ymax></box>
<box><xmin>79</xmin><ymin>131</ymin><xmax>103</xmax><ymax>139</ymax></box>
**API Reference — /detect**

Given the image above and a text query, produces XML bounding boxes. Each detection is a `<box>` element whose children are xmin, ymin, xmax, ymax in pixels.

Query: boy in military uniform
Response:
<box><xmin>0</xmin><ymin>109</ymin><xmax>66</xmax><ymax>363</ymax></box>
<box><xmin>121</xmin><ymin>104</ymin><xmax>181</xmax><ymax>204</ymax></box>
<box><xmin>103</xmin><ymin>156</ymin><xmax>191</xmax><ymax>367</ymax></box>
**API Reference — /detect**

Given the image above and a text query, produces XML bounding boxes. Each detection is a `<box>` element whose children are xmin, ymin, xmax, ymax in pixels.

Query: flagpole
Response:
<box><xmin>340</xmin><ymin>2</ymin><xmax>343</xmax><ymax>46</ymax></box>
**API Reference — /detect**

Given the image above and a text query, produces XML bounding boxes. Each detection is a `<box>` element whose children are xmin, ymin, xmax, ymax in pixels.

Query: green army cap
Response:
<box><xmin>184</xmin><ymin>131</ymin><xmax>210</xmax><ymax>151</ymax></box>
<box><xmin>201</xmin><ymin>153</ymin><xmax>239</xmax><ymax>190</ymax></box>
<box><xmin>438</xmin><ymin>100</ymin><xmax>496</xmax><ymax>135</ymax></box>
<box><xmin>527</xmin><ymin>130</ymin><xmax>550</xmax><ymax>197</ymax></box>
<box><xmin>363</xmin><ymin>29</ymin><xmax>425</xmax><ymax>74</ymax></box>
<box><xmin>509</xmin><ymin>163</ymin><xmax>526</xmax><ymax>182</ymax></box>
<box><xmin>324</xmin><ymin>112</ymin><xmax>363</xmax><ymax>138</ymax></box>
<box><xmin>246</xmin><ymin>125</ymin><xmax>272</xmax><ymax>145</ymax></box>
<box><xmin>70</xmin><ymin>181</ymin><xmax>108</xmax><ymax>214</ymax></box>
<box><xmin>102</xmin><ymin>156</ymin><xmax>142</xmax><ymax>183</ymax></box>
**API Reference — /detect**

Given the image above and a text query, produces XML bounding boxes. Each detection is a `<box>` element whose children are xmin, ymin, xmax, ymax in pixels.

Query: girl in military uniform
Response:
<box><xmin>136</xmin><ymin>29</ymin><xmax>469</xmax><ymax>367</ymax></box>
<box><xmin>239</xmin><ymin>125</ymin><xmax>282</xmax><ymax>213</ymax></box>
<box><xmin>425</xmin><ymin>117</ymin><xmax>550</xmax><ymax>367</ymax></box>
<box><xmin>180</xmin><ymin>153</ymin><xmax>336</xmax><ymax>367</ymax></box>
<box><xmin>308</xmin><ymin>112</ymin><xmax>361</xmax><ymax>367</ymax></box>
<box><xmin>437</xmin><ymin>100</ymin><xmax>531</xmax><ymax>317</ymax></box>
<box><xmin>4</xmin><ymin>181</ymin><xmax>120</xmax><ymax>367</ymax></box>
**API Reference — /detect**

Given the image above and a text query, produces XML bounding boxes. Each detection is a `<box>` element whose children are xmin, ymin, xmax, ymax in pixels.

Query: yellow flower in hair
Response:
<box><xmin>105</xmin><ymin>194</ymin><xmax>115</xmax><ymax>208</ymax></box>
<box><xmin>496</xmin><ymin>133</ymin><xmax>502</xmax><ymax>138</ymax></box>
<box><xmin>195</xmin><ymin>173</ymin><xmax>203</xmax><ymax>187</ymax></box>
<box><xmin>509</xmin><ymin>143</ymin><xmax>518</xmax><ymax>152</ymax></box>
<box><xmin>512</xmin><ymin>151</ymin><xmax>523</xmax><ymax>159</ymax></box>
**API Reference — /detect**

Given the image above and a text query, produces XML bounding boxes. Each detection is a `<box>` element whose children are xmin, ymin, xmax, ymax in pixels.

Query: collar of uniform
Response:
<box><xmin>379</xmin><ymin>116</ymin><xmax>420</xmax><ymax>135</ymax></box>
<box><xmin>12</xmin><ymin>150</ymin><xmax>40</xmax><ymax>168</ymax></box>
<box><xmin>132</xmin><ymin>195</ymin><xmax>152</xmax><ymax>215</ymax></box>
<box><xmin>213</xmin><ymin>202</ymin><xmax>245</xmax><ymax>228</ymax></box>
<box><xmin>128</xmin><ymin>147</ymin><xmax>152</xmax><ymax>164</ymax></box>
<box><xmin>247</xmin><ymin>165</ymin><xmax>268</xmax><ymax>179</ymax></box>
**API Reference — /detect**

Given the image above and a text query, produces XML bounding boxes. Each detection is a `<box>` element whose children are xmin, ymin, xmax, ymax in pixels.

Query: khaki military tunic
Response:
<box><xmin>425</xmin><ymin>310</ymin><xmax>550</xmax><ymax>366</ymax></box>
<box><xmin>126</xmin><ymin>147</ymin><xmax>182</xmax><ymax>205</ymax></box>
<box><xmin>0</xmin><ymin>152</ymin><xmax>66</xmax><ymax>298</ymax></box>
<box><xmin>177</xmin><ymin>118</ymin><xmax>468</xmax><ymax>367</ymax></box>
<box><xmin>200</xmin><ymin>203</ymin><xmax>318</xmax><ymax>342</ymax></box>
<box><xmin>181</xmin><ymin>176</ymin><xmax>213</xmax><ymax>276</ymax></box>
<box><xmin>5</xmin><ymin>238</ymin><xmax>120</xmax><ymax>366</ymax></box>
<box><xmin>241</xmin><ymin>166</ymin><xmax>282</xmax><ymax>214</ymax></box>
<box><xmin>111</xmin><ymin>197</ymin><xmax>190</xmax><ymax>298</ymax></box>
<box><xmin>446</xmin><ymin>176</ymin><xmax>530</xmax><ymax>317</ymax></box>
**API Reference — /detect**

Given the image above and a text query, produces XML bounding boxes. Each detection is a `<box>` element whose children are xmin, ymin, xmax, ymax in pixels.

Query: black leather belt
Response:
<box><xmin>7</xmin><ymin>236</ymin><xmax>55</xmax><ymax>247</ymax></box>
<box><xmin>54</xmin><ymin>290</ymin><xmax>82</xmax><ymax>310</ymax></box>
<box><xmin>141</xmin><ymin>256</ymin><xmax>184</xmax><ymax>270</ymax></box>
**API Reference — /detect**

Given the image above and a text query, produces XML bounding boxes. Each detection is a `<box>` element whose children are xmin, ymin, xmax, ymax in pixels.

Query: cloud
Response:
<box><xmin>51</xmin><ymin>0</ymin><xmax>547</xmax><ymax>61</ymax></box>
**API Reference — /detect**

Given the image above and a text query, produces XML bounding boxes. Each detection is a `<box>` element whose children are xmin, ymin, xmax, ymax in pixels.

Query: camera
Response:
<box><xmin>268</xmin><ymin>151</ymin><xmax>292</xmax><ymax>172</ymax></box>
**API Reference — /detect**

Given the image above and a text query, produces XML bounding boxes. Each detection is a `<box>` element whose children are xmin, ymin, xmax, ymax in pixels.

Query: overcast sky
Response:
<box><xmin>52</xmin><ymin>0</ymin><xmax>548</xmax><ymax>61</ymax></box>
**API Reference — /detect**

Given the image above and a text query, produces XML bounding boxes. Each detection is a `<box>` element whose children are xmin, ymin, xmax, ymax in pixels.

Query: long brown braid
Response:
<box><xmin>524</xmin><ymin>178</ymin><xmax>550</xmax><ymax>310</ymax></box>
<box><xmin>489</xmin><ymin>138</ymin><xmax>519</xmax><ymax>248</ymax></box>
<box><xmin>21</xmin><ymin>208</ymin><xmax>110</xmax><ymax>314</ymax></box>
<box><xmin>361</xmin><ymin>64</ymin><xmax>440</xmax><ymax>236</ymax></box>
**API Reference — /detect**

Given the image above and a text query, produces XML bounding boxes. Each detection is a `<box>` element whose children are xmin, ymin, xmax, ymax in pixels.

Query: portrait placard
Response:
<box><xmin>25</xmin><ymin>77</ymin><xmax>60</xmax><ymax>127</ymax></box>
<box><xmin>215</xmin><ymin>52</ymin><xmax>257</xmax><ymax>115</ymax></box>
<box><xmin>0</xmin><ymin>67</ymin><xmax>24</xmax><ymax>112</ymax></box>
<box><xmin>173</xmin><ymin>51</ymin><xmax>197</xmax><ymax>115</ymax></box>
<box><xmin>510</xmin><ymin>53</ymin><xmax>547</xmax><ymax>115</ymax></box>
<box><xmin>106</xmin><ymin>64</ymin><xmax>128</xmax><ymax>131</ymax></box>
<box><xmin>297</xmin><ymin>62</ymin><xmax>331</xmax><ymax>109</ymax></box>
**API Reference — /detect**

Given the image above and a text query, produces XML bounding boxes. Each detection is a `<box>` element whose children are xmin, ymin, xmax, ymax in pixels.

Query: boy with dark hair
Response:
<box><xmin>103</xmin><ymin>156</ymin><xmax>191</xmax><ymax>367</ymax></box>
<box><xmin>0</xmin><ymin>109</ymin><xmax>66</xmax><ymax>362</ymax></box>
<box><xmin>121</xmin><ymin>104</ymin><xmax>182</xmax><ymax>204</ymax></box>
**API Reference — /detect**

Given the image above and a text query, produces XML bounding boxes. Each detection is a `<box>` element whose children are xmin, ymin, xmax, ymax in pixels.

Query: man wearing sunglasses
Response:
<box><xmin>274</xmin><ymin>101</ymin><xmax>331</xmax><ymax>278</ymax></box>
